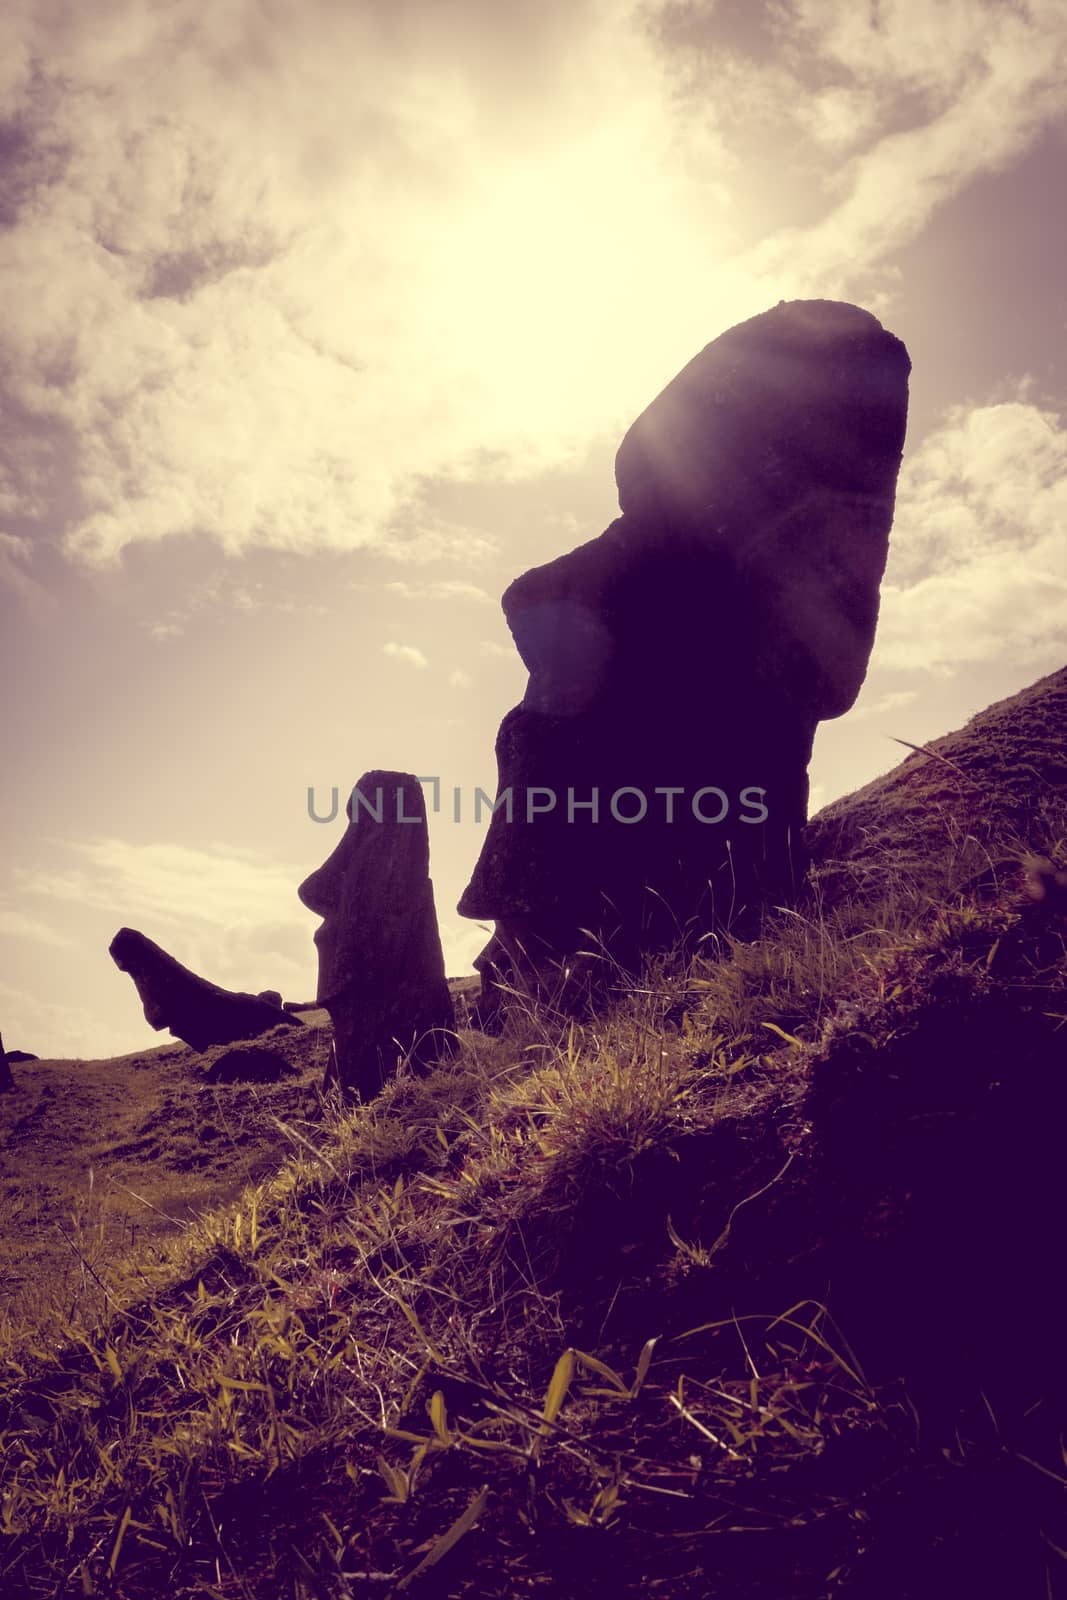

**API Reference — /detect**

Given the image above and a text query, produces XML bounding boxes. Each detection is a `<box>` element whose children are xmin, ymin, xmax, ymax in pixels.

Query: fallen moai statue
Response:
<box><xmin>109</xmin><ymin>928</ymin><xmax>305</xmax><ymax>1052</ymax></box>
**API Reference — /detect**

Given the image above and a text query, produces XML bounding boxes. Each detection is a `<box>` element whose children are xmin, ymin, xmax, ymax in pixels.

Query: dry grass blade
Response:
<box><xmin>395</xmin><ymin>1484</ymin><xmax>490</xmax><ymax>1591</ymax></box>
<box><xmin>888</xmin><ymin>735</ymin><xmax>976</xmax><ymax>782</ymax></box>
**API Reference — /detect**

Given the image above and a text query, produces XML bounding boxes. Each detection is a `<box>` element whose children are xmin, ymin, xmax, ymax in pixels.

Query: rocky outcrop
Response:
<box><xmin>109</xmin><ymin>929</ymin><xmax>305</xmax><ymax>1052</ymax></box>
<box><xmin>0</xmin><ymin>1031</ymin><xmax>12</xmax><ymax>1093</ymax></box>
<box><xmin>298</xmin><ymin>771</ymin><xmax>455</xmax><ymax>1100</ymax></box>
<box><xmin>459</xmin><ymin>300</ymin><xmax>910</xmax><ymax>1002</ymax></box>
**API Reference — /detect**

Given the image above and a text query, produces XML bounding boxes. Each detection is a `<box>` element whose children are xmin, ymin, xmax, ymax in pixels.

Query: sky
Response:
<box><xmin>2</xmin><ymin>0</ymin><xmax>1066</xmax><ymax>1060</ymax></box>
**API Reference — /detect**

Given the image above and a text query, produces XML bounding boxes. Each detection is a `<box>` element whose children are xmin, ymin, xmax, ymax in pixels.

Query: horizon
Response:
<box><xmin>2</xmin><ymin>0</ymin><xmax>1067</xmax><ymax>1059</ymax></box>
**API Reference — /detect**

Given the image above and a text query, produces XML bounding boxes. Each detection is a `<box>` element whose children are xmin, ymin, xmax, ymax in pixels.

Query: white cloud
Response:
<box><xmin>0</xmin><ymin>425</ymin><xmax>53</xmax><ymax>521</ymax></box>
<box><xmin>848</xmin><ymin>687</ymin><xmax>919</xmax><ymax>721</ymax></box>
<box><xmin>383</xmin><ymin>640</ymin><xmax>429</xmax><ymax>669</ymax></box>
<box><xmin>2</xmin><ymin>0</ymin><xmax>1065</xmax><ymax>579</ymax></box>
<box><xmin>0</xmin><ymin>532</ymin><xmax>30</xmax><ymax>557</ymax></box>
<box><xmin>17</xmin><ymin>838</ymin><xmax>304</xmax><ymax>929</ymax></box>
<box><xmin>878</xmin><ymin>562</ymin><xmax>1067</xmax><ymax>673</ymax></box>
<box><xmin>875</xmin><ymin>398</ymin><xmax>1067</xmax><ymax>672</ymax></box>
<box><xmin>0</xmin><ymin>0</ymin><xmax>750</xmax><ymax>568</ymax></box>
<box><xmin>0</xmin><ymin>979</ymin><xmax>114</xmax><ymax>1061</ymax></box>
<box><xmin>385</xmin><ymin>579</ymin><xmax>492</xmax><ymax>603</ymax></box>
<box><xmin>796</xmin><ymin>85</ymin><xmax>881</xmax><ymax>153</ymax></box>
<box><xmin>438</xmin><ymin>916</ymin><xmax>492</xmax><ymax>977</ymax></box>
<box><xmin>889</xmin><ymin>399</ymin><xmax>1067</xmax><ymax>580</ymax></box>
<box><xmin>686</xmin><ymin>0</ymin><xmax>1067</xmax><ymax>299</ymax></box>
<box><xmin>377</xmin><ymin>521</ymin><xmax>497</xmax><ymax>567</ymax></box>
<box><xmin>3</xmin><ymin>831</ymin><xmax>483</xmax><ymax>1048</ymax></box>
<box><xmin>478</xmin><ymin>640</ymin><xmax>514</xmax><ymax>660</ymax></box>
<box><xmin>13</xmin><ymin>837</ymin><xmax>317</xmax><ymax>1024</ymax></box>
<box><xmin>137</xmin><ymin>571</ymin><xmax>329</xmax><ymax>640</ymax></box>
<box><xmin>449</xmin><ymin>668</ymin><xmax>474</xmax><ymax>689</ymax></box>
<box><xmin>0</xmin><ymin>906</ymin><xmax>75</xmax><ymax>948</ymax></box>
<box><xmin>0</xmin><ymin>527</ymin><xmax>52</xmax><ymax>613</ymax></box>
<box><xmin>783</xmin><ymin>0</ymin><xmax>992</xmax><ymax>98</ymax></box>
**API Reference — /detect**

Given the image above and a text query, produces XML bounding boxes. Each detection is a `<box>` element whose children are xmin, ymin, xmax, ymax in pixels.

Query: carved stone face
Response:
<box><xmin>297</xmin><ymin>771</ymin><xmax>453</xmax><ymax>1099</ymax></box>
<box><xmin>457</xmin><ymin>299</ymin><xmax>910</xmax><ymax>1004</ymax></box>
<box><xmin>108</xmin><ymin>926</ymin><xmax>302</xmax><ymax>1052</ymax></box>
<box><xmin>298</xmin><ymin>773</ymin><xmax>430</xmax><ymax>1005</ymax></box>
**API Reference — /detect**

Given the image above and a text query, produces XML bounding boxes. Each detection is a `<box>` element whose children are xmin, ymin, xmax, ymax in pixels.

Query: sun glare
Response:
<box><xmin>428</xmin><ymin>131</ymin><xmax>757</xmax><ymax>461</ymax></box>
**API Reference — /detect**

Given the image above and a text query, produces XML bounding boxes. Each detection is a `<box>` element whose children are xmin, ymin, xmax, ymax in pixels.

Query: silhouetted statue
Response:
<box><xmin>109</xmin><ymin>929</ymin><xmax>305</xmax><ymax>1052</ymax></box>
<box><xmin>459</xmin><ymin>299</ymin><xmax>910</xmax><ymax>1009</ymax></box>
<box><xmin>298</xmin><ymin>771</ymin><xmax>455</xmax><ymax>1100</ymax></box>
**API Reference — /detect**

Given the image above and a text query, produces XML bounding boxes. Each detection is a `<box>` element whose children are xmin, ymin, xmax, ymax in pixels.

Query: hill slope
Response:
<box><xmin>1</xmin><ymin>667</ymin><xmax>1065</xmax><ymax>1600</ymax></box>
<box><xmin>0</xmin><ymin>1014</ymin><xmax>332</xmax><ymax>1342</ymax></box>
<box><xmin>806</xmin><ymin>664</ymin><xmax>1067</xmax><ymax>904</ymax></box>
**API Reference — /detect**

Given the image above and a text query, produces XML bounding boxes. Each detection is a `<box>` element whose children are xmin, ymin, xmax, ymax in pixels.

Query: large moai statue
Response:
<box><xmin>459</xmin><ymin>300</ymin><xmax>911</xmax><ymax>1005</ymax></box>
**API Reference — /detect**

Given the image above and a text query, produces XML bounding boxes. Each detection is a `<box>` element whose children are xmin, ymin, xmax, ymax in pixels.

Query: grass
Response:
<box><xmin>0</xmin><ymin>1014</ymin><xmax>333</xmax><ymax>1350</ymax></box>
<box><xmin>0</xmin><ymin>1004</ymin><xmax>881</xmax><ymax>1597</ymax></box>
<box><xmin>2</xmin><ymin>673</ymin><xmax>1066</xmax><ymax>1598</ymax></box>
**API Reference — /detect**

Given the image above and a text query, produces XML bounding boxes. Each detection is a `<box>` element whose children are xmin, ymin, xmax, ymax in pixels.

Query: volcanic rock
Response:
<box><xmin>459</xmin><ymin>299</ymin><xmax>910</xmax><ymax>998</ymax></box>
<box><xmin>298</xmin><ymin>771</ymin><xmax>455</xmax><ymax>1100</ymax></box>
<box><xmin>109</xmin><ymin>928</ymin><xmax>305</xmax><ymax>1052</ymax></box>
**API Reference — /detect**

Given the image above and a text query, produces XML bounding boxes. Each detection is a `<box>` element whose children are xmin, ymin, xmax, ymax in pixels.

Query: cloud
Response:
<box><xmin>848</xmin><ymin>688</ymin><xmax>919</xmax><ymax>722</ymax></box>
<box><xmin>875</xmin><ymin>397</ymin><xmax>1067</xmax><ymax>672</ymax></box>
<box><xmin>145</xmin><ymin>619</ymin><xmax>184</xmax><ymax>641</ymax></box>
<box><xmin>662</xmin><ymin>0</ymin><xmax>1067</xmax><ymax>298</ymax></box>
<box><xmin>0</xmin><ymin>530</ymin><xmax>30</xmax><ymax>562</ymax></box>
<box><xmin>795</xmin><ymin>85</ymin><xmax>881</xmax><ymax>154</ymax></box>
<box><xmin>477</xmin><ymin>640</ymin><xmax>514</xmax><ymax>660</ymax></box>
<box><xmin>375</xmin><ymin>520</ymin><xmax>497</xmax><ymax>567</ymax></box>
<box><xmin>449</xmin><ymin>668</ymin><xmax>474</xmax><ymax>689</ymax></box>
<box><xmin>2</xmin><ymin>0</ymin><xmax>1066</xmax><ymax>579</ymax></box>
<box><xmin>385</xmin><ymin>579</ymin><xmax>492</xmax><ymax>603</ymax></box>
<box><xmin>136</xmin><ymin>570</ymin><xmax>329</xmax><ymax>641</ymax></box>
<box><xmin>0</xmin><ymin>0</ymin><xmax>742</xmax><ymax>568</ymax></box>
<box><xmin>4</xmin><ymin>831</ymin><xmax>482</xmax><ymax>1047</ymax></box>
<box><xmin>0</xmin><ymin>423</ymin><xmax>53</xmax><ymax>522</ymax></box>
<box><xmin>0</xmin><ymin>528</ymin><xmax>54</xmax><ymax>615</ymax></box>
<box><xmin>0</xmin><ymin>905</ymin><xmax>75</xmax><ymax>948</ymax></box>
<box><xmin>13</xmin><ymin>837</ymin><xmax>317</xmax><ymax>1020</ymax></box>
<box><xmin>17</xmin><ymin>838</ymin><xmax>304</xmax><ymax>929</ymax></box>
<box><xmin>437</xmin><ymin>916</ymin><xmax>492</xmax><ymax>977</ymax></box>
<box><xmin>782</xmin><ymin>0</ymin><xmax>993</xmax><ymax>96</ymax></box>
<box><xmin>0</xmin><ymin>979</ymin><xmax>115</xmax><ymax>1061</ymax></box>
<box><xmin>383</xmin><ymin>640</ymin><xmax>429</xmax><ymax>669</ymax></box>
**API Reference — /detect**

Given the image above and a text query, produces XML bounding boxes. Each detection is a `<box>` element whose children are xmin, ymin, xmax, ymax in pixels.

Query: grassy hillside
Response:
<box><xmin>1</xmin><ymin>669</ymin><xmax>1065</xmax><ymax>1599</ymax></box>
<box><xmin>0</xmin><ymin>1013</ymin><xmax>333</xmax><ymax>1349</ymax></box>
